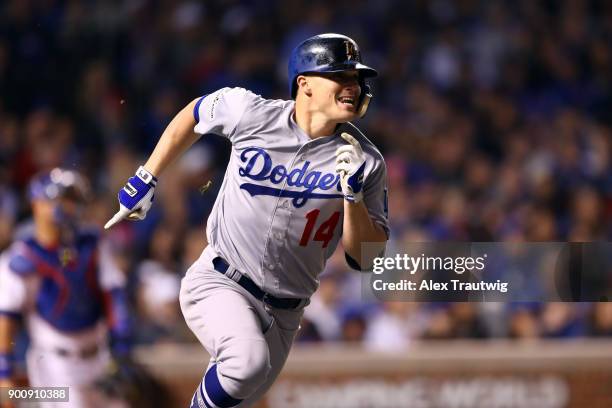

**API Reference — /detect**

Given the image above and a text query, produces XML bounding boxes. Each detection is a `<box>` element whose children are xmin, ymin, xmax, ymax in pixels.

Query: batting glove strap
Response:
<box><xmin>0</xmin><ymin>352</ymin><xmax>14</xmax><ymax>379</ymax></box>
<box><xmin>344</xmin><ymin>192</ymin><xmax>363</xmax><ymax>203</ymax></box>
<box><xmin>344</xmin><ymin>161</ymin><xmax>366</xmax><ymax>202</ymax></box>
<box><xmin>118</xmin><ymin>166</ymin><xmax>157</xmax><ymax>211</ymax></box>
<box><xmin>335</xmin><ymin>145</ymin><xmax>366</xmax><ymax>203</ymax></box>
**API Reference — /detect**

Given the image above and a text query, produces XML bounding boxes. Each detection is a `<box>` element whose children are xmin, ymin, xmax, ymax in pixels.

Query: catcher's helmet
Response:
<box><xmin>288</xmin><ymin>33</ymin><xmax>378</xmax><ymax>117</ymax></box>
<box><xmin>29</xmin><ymin>168</ymin><xmax>90</xmax><ymax>202</ymax></box>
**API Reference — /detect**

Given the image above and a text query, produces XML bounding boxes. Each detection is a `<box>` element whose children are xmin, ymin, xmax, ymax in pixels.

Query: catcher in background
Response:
<box><xmin>0</xmin><ymin>168</ymin><xmax>133</xmax><ymax>407</ymax></box>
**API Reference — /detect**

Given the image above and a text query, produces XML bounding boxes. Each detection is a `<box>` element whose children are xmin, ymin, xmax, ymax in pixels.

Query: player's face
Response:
<box><xmin>32</xmin><ymin>196</ymin><xmax>83</xmax><ymax>227</ymax></box>
<box><xmin>56</xmin><ymin>196</ymin><xmax>82</xmax><ymax>221</ymax></box>
<box><xmin>32</xmin><ymin>199</ymin><xmax>56</xmax><ymax>224</ymax></box>
<box><xmin>308</xmin><ymin>71</ymin><xmax>361</xmax><ymax>121</ymax></box>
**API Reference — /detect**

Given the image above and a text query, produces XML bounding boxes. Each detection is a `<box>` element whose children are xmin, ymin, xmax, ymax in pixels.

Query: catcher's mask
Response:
<box><xmin>288</xmin><ymin>33</ymin><xmax>378</xmax><ymax>117</ymax></box>
<box><xmin>29</xmin><ymin>168</ymin><xmax>91</xmax><ymax>228</ymax></box>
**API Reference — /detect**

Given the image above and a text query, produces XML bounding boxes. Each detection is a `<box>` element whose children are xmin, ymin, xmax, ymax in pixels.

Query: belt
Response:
<box><xmin>212</xmin><ymin>257</ymin><xmax>304</xmax><ymax>310</ymax></box>
<box><xmin>54</xmin><ymin>344</ymin><xmax>100</xmax><ymax>359</ymax></box>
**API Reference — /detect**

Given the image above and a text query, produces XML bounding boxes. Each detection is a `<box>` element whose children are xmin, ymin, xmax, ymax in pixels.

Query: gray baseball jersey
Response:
<box><xmin>193</xmin><ymin>87</ymin><xmax>389</xmax><ymax>299</ymax></box>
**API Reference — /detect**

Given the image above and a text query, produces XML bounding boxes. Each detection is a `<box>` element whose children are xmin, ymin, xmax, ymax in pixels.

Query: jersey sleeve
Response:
<box><xmin>0</xmin><ymin>247</ymin><xmax>31</xmax><ymax>315</ymax></box>
<box><xmin>363</xmin><ymin>157</ymin><xmax>390</xmax><ymax>239</ymax></box>
<box><xmin>192</xmin><ymin>87</ymin><xmax>253</xmax><ymax>142</ymax></box>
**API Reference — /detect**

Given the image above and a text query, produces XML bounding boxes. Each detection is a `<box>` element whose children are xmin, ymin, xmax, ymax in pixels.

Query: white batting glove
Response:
<box><xmin>104</xmin><ymin>166</ymin><xmax>157</xmax><ymax>229</ymax></box>
<box><xmin>335</xmin><ymin>132</ymin><xmax>366</xmax><ymax>203</ymax></box>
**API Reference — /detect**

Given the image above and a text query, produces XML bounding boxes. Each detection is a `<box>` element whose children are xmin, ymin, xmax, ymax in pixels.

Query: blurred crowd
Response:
<box><xmin>0</xmin><ymin>0</ymin><xmax>611</xmax><ymax>347</ymax></box>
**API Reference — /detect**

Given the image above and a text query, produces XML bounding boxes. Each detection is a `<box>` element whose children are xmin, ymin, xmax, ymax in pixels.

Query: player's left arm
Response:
<box><xmin>97</xmin><ymin>241</ymin><xmax>132</xmax><ymax>357</ymax></box>
<box><xmin>336</xmin><ymin>133</ymin><xmax>389</xmax><ymax>269</ymax></box>
<box><xmin>342</xmin><ymin>200</ymin><xmax>387</xmax><ymax>267</ymax></box>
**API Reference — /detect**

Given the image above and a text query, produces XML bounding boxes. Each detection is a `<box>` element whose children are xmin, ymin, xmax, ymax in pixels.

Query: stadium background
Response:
<box><xmin>0</xmin><ymin>0</ymin><xmax>611</xmax><ymax>407</ymax></box>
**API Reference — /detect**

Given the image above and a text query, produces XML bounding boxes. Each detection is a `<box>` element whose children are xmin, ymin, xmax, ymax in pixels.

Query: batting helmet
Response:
<box><xmin>29</xmin><ymin>168</ymin><xmax>90</xmax><ymax>202</ymax></box>
<box><xmin>288</xmin><ymin>33</ymin><xmax>378</xmax><ymax>117</ymax></box>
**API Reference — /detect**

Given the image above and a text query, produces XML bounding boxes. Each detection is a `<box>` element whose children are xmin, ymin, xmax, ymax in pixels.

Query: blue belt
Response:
<box><xmin>54</xmin><ymin>344</ymin><xmax>100</xmax><ymax>359</ymax></box>
<box><xmin>212</xmin><ymin>257</ymin><xmax>303</xmax><ymax>310</ymax></box>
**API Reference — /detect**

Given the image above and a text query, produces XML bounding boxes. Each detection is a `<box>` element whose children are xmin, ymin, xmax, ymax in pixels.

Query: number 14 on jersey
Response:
<box><xmin>299</xmin><ymin>209</ymin><xmax>340</xmax><ymax>248</ymax></box>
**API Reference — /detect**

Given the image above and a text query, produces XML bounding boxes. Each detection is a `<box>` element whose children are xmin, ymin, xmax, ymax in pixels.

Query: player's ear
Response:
<box><xmin>296</xmin><ymin>75</ymin><xmax>312</xmax><ymax>97</ymax></box>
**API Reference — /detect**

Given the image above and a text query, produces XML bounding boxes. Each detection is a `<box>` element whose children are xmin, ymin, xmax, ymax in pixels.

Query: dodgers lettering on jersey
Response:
<box><xmin>239</xmin><ymin>147</ymin><xmax>343</xmax><ymax>207</ymax></box>
<box><xmin>194</xmin><ymin>87</ymin><xmax>389</xmax><ymax>298</ymax></box>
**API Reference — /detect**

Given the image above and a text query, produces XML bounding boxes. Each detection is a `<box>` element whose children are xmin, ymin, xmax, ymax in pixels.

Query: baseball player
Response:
<box><xmin>105</xmin><ymin>33</ymin><xmax>389</xmax><ymax>407</ymax></box>
<box><xmin>0</xmin><ymin>168</ymin><xmax>131</xmax><ymax>408</ymax></box>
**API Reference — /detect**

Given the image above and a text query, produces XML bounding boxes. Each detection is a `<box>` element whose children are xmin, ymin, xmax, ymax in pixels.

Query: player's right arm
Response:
<box><xmin>0</xmin><ymin>314</ymin><xmax>17</xmax><ymax>389</ymax></box>
<box><xmin>104</xmin><ymin>99</ymin><xmax>198</xmax><ymax>229</ymax></box>
<box><xmin>105</xmin><ymin>87</ymin><xmax>251</xmax><ymax>229</ymax></box>
<box><xmin>0</xmin><ymin>249</ymin><xmax>29</xmax><ymax>396</ymax></box>
<box><xmin>142</xmin><ymin>98</ymin><xmax>200</xmax><ymax>177</ymax></box>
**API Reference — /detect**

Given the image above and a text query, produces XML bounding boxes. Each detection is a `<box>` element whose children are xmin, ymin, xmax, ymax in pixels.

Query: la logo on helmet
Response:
<box><xmin>345</xmin><ymin>41</ymin><xmax>358</xmax><ymax>61</ymax></box>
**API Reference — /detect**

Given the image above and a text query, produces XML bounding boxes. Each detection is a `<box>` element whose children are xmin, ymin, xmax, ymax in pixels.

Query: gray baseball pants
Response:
<box><xmin>180</xmin><ymin>246</ymin><xmax>304</xmax><ymax>408</ymax></box>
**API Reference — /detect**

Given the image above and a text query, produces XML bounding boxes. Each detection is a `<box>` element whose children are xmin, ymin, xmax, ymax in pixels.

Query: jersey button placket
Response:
<box><xmin>300</xmin><ymin>143</ymin><xmax>311</xmax><ymax>161</ymax></box>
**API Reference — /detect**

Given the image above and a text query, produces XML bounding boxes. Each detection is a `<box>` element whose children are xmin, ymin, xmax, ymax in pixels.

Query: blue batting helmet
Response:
<box><xmin>288</xmin><ymin>33</ymin><xmax>378</xmax><ymax>117</ymax></box>
<box><xmin>29</xmin><ymin>168</ymin><xmax>90</xmax><ymax>202</ymax></box>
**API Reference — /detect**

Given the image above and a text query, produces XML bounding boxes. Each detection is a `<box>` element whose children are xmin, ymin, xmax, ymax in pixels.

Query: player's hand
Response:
<box><xmin>335</xmin><ymin>132</ymin><xmax>366</xmax><ymax>203</ymax></box>
<box><xmin>104</xmin><ymin>166</ymin><xmax>157</xmax><ymax>230</ymax></box>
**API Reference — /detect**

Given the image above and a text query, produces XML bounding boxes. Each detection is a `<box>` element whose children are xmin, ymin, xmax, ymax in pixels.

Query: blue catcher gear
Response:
<box><xmin>28</xmin><ymin>168</ymin><xmax>91</xmax><ymax>232</ymax></box>
<box><xmin>288</xmin><ymin>33</ymin><xmax>378</xmax><ymax>117</ymax></box>
<box><xmin>29</xmin><ymin>168</ymin><xmax>90</xmax><ymax>202</ymax></box>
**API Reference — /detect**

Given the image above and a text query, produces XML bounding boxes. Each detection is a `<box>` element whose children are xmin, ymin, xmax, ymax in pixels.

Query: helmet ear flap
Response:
<box><xmin>357</xmin><ymin>83</ymin><xmax>373</xmax><ymax>118</ymax></box>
